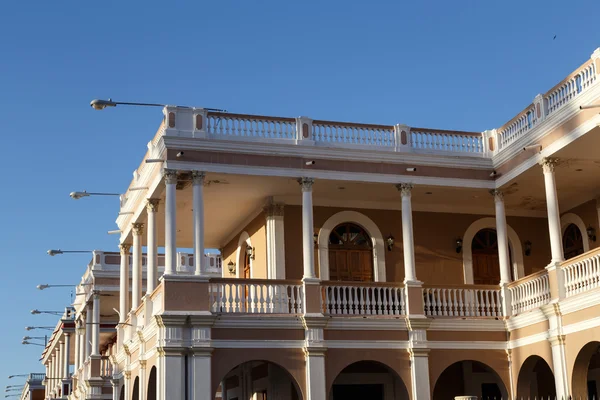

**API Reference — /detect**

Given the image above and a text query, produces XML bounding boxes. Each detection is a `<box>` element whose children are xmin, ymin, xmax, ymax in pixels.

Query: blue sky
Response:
<box><xmin>1</xmin><ymin>0</ymin><xmax>599</xmax><ymax>390</ymax></box>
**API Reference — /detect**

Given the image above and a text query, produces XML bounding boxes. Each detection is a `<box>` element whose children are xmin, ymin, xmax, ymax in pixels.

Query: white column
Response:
<box><xmin>131</xmin><ymin>223</ymin><xmax>144</xmax><ymax>311</ymax></box>
<box><xmin>305</xmin><ymin>349</ymin><xmax>326</xmax><ymax>400</ymax></box>
<box><xmin>191</xmin><ymin>350</ymin><xmax>212</xmax><ymax>400</ymax></box>
<box><xmin>542</xmin><ymin>158</ymin><xmax>564</xmax><ymax>263</ymax></box>
<box><xmin>57</xmin><ymin>344</ymin><xmax>64</xmax><ymax>381</ymax></box>
<box><xmin>549</xmin><ymin>335</ymin><xmax>569</xmax><ymax>398</ymax></box>
<box><xmin>265</xmin><ymin>201</ymin><xmax>286</xmax><ymax>279</ymax></box>
<box><xmin>146</xmin><ymin>200</ymin><xmax>159</xmax><ymax>293</ymax></box>
<box><xmin>164</xmin><ymin>169</ymin><xmax>178</xmax><ymax>275</ymax></box>
<box><xmin>492</xmin><ymin>190</ymin><xmax>512</xmax><ymax>283</ymax></box>
<box><xmin>64</xmin><ymin>333</ymin><xmax>71</xmax><ymax>378</ymax></box>
<box><xmin>50</xmin><ymin>355</ymin><xmax>55</xmax><ymax>386</ymax></box>
<box><xmin>300</xmin><ymin>178</ymin><xmax>316</xmax><ymax>279</ymax></box>
<box><xmin>192</xmin><ymin>171</ymin><xmax>205</xmax><ymax>276</ymax></box>
<box><xmin>73</xmin><ymin>325</ymin><xmax>80</xmax><ymax>372</ymax></box>
<box><xmin>118</xmin><ymin>243</ymin><xmax>130</xmax><ymax>324</ymax></box>
<box><xmin>85</xmin><ymin>307</ymin><xmax>92</xmax><ymax>359</ymax></box>
<box><xmin>91</xmin><ymin>293</ymin><xmax>100</xmax><ymax>356</ymax></box>
<box><xmin>79</xmin><ymin>317</ymin><xmax>86</xmax><ymax>367</ymax></box>
<box><xmin>409</xmin><ymin>350</ymin><xmax>431</xmax><ymax>400</ymax></box>
<box><xmin>398</xmin><ymin>183</ymin><xmax>417</xmax><ymax>282</ymax></box>
<box><xmin>158</xmin><ymin>352</ymin><xmax>185</xmax><ymax>400</ymax></box>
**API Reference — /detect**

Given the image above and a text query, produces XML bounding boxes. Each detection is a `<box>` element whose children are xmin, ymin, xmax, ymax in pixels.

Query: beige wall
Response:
<box><xmin>222</xmin><ymin>212</ymin><xmax>268</xmax><ymax>279</ymax></box>
<box><xmin>284</xmin><ymin>205</ymin><xmax>551</xmax><ymax>284</ymax></box>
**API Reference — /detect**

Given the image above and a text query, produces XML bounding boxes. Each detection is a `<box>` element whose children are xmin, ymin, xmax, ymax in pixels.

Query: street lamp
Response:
<box><xmin>4</xmin><ymin>386</ymin><xmax>21</xmax><ymax>390</ymax></box>
<box><xmin>37</xmin><ymin>283</ymin><xmax>90</xmax><ymax>291</ymax></box>
<box><xmin>90</xmin><ymin>98</ymin><xmax>226</xmax><ymax>112</ymax></box>
<box><xmin>22</xmin><ymin>341</ymin><xmax>45</xmax><ymax>347</ymax></box>
<box><xmin>46</xmin><ymin>249</ymin><xmax>91</xmax><ymax>256</ymax></box>
<box><xmin>7</xmin><ymin>375</ymin><xmax>28</xmax><ymax>379</ymax></box>
<box><xmin>24</xmin><ymin>326</ymin><xmax>53</xmax><ymax>331</ymax></box>
<box><xmin>69</xmin><ymin>191</ymin><xmax>121</xmax><ymax>200</ymax></box>
<box><xmin>30</xmin><ymin>310</ymin><xmax>63</xmax><ymax>316</ymax></box>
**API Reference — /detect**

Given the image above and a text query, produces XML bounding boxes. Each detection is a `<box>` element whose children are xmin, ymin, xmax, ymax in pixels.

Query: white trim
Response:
<box><xmin>562</xmin><ymin>315</ymin><xmax>600</xmax><ymax>335</ymax></box>
<box><xmin>325</xmin><ymin>318</ymin><xmax>408</xmax><ymax>330</ymax></box>
<box><xmin>428</xmin><ymin>319</ymin><xmax>506</xmax><ymax>331</ymax></box>
<box><xmin>317</xmin><ymin>211</ymin><xmax>386</xmax><ymax>282</ymax></box>
<box><xmin>236</xmin><ymin>232</ymin><xmax>252</xmax><ymax>279</ymax></box>
<box><xmin>462</xmin><ymin>217</ymin><xmax>525</xmax><ymax>284</ymax></box>
<box><xmin>213</xmin><ymin>316</ymin><xmax>305</xmax><ymax>329</ymax></box>
<box><xmin>211</xmin><ymin>340</ymin><xmax>305</xmax><ymax>348</ymax></box>
<box><xmin>560</xmin><ymin>288</ymin><xmax>600</xmax><ymax>315</ymax></box>
<box><xmin>505</xmin><ymin>308</ymin><xmax>548</xmax><ymax>330</ymax></box>
<box><xmin>326</xmin><ymin>340</ymin><xmax>410</xmax><ymax>349</ymax></box>
<box><xmin>560</xmin><ymin>213</ymin><xmax>590</xmax><ymax>253</ymax></box>
<box><xmin>426</xmin><ymin>340</ymin><xmax>507</xmax><ymax>350</ymax></box>
<box><xmin>507</xmin><ymin>331</ymin><xmax>548</xmax><ymax>349</ymax></box>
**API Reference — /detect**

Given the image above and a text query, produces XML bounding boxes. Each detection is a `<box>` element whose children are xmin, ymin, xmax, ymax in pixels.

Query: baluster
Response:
<box><xmin>341</xmin><ymin>286</ymin><xmax>348</xmax><ymax>314</ymax></box>
<box><xmin>354</xmin><ymin>287</ymin><xmax>361</xmax><ymax>314</ymax></box>
<box><xmin>333</xmin><ymin>286</ymin><xmax>339</xmax><ymax>314</ymax></box>
<box><xmin>440</xmin><ymin>289</ymin><xmax>447</xmax><ymax>316</ymax></box>
<box><xmin>380</xmin><ymin>287</ymin><xmax>387</xmax><ymax>315</ymax></box>
<box><xmin>455</xmin><ymin>289</ymin><xmax>463</xmax><ymax>316</ymax></box>
<box><xmin>431</xmin><ymin>289</ymin><xmax>438</xmax><ymax>316</ymax></box>
<box><xmin>228</xmin><ymin>284</ymin><xmax>235</xmax><ymax>313</ymax></box>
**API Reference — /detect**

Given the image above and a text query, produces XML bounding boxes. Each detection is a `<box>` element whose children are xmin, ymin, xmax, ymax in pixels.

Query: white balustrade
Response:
<box><xmin>546</xmin><ymin>60</ymin><xmax>597</xmax><ymax>115</ymax></box>
<box><xmin>209</xmin><ymin>280</ymin><xmax>303</xmax><ymax>314</ymax></box>
<box><xmin>99</xmin><ymin>357</ymin><xmax>113</xmax><ymax>378</ymax></box>
<box><xmin>409</xmin><ymin>129</ymin><xmax>484</xmax><ymax>153</ymax></box>
<box><xmin>497</xmin><ymin>106</ymin><xmax>538</xmax><ymax>150</ymax></box>
<box><xmin>207</xmin><ymin>113</ymin><xmax>297</xmax><ymax>140</ymax></box>
<box><xmin>423</xmin><ymin>287</ymin><xmax>502</xmax><ymax>317</ymax></box>
<box><xmin>312</xmin><ymin>121</ymin><xmax>395</xmax><ymax>147</ymax></box>
<box><xmin>508</xmin><ymin>272</ymin><xmax>550</xmax><ymax>315</ymax></box>
<box><xmin>321</xmin><ymin>284</ymin><xmax>405</xmax><ymax>316</ymax></box>
<box><xmin>563</xmin><ymin>250</ymin><xmax>600</xmax><ymax>297</ymax></box>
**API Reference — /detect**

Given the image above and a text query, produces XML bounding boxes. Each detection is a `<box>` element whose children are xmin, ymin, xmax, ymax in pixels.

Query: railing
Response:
<box><xmin>410</xmin><ymin>128</ymin><xmax>484</xmax><ymax>154</ymax></box>
<box><xmin>497</xmin><ymin>105</ymin><xmax>538</xmax><ymax>150</ymax></box>
<box><xmin>207</xmin><ymin>113</ymin><xmax>297</xmax><ymax>140</ymax></box>
<box><xmin>508</xmin><ymin>270</ymin><xmax>551</xmax><ymax>315</ymax></box>
<box><xmin>423</xmin><ymin>285</ymin><xmax>502</xmax><ymax>317</ymax></box>
<box><xmin>312</xmin><ymin>120</ymin><xmax>395</xmax><ymax>147</ymax></box>
<box><xmin>177</xmin><ymin>252</ymin><xmax>223</xmax><ymax>274</ymax></box>
<box><xmin>321</xmin><ymin>282</ymin><xmax>405</xmax><ymax>316</ymax></box>
<box><xmin>546</xmin><ymin>59</ymin><xmax>597</xmax><ymax>116</ymax></box>
<box><xmin>100</xmin><ymin>356</ymin><xmax>113</xmax><ymax>378</ymax></box>
<box><xmin>28</xmin><ymin>373</ymin><xmax>45</xmax><ymax>381</ymax></box>
<box><xmin>563</xmin><ymin>247</ymin><xmax>600</xmax><ymax>297</ymax></box>
<box><xmin>209</xmin><ymin>279</ymin><xmax>303</xmax><ymax>314</ymax></box>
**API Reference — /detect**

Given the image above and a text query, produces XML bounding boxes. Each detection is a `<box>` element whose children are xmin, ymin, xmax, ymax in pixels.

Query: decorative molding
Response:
<box><xmin>562</xmin><ymin>315</ymin><xmax>600</xmax><ymax>335</ymax></box>
<box><xmin>298</xmin><ymin>177</ymin><xmax>315</xmax><ymax>192</ymax></box>
<box><xmin>146</xmin><ymin>199</ymin><xmax>160</xmax><ymax>213</ymax></box>
<box><xmin>132</xmin><ymin>222</ymin><xmax>144</xmax><ymax>236</ymax></box>
<box><xmin>540</xmin><ymin>157</ymin><xmax>558</xmax><ymax>174</ymax></box>
<box><xmin>163</xmin><ymin>168</ymin><xmax>178</xmax><ymax>184</ymax></box>
<box><xmin>263</xmin><ymin>202</ymin><xmax>285</xmax><ymax>217</ymax></box>
<box><xmin>211</xmin><ymin>340</ymin><xmax>305</xmax><ymax>349</ymax></box>
<box><xmin>119</xmin><ymin>243</ymin><xmax>131</xmax><ymax>255</ymax></box>
<box><xmin>560</xmin><ymin>289</ymin><xmax>600</xmax><ymax>315</ymax></box>
<box><xmin>396</xmin><ymin>183</ymin><xmax>414</xmax><ymax>197</ymax></box>
<box><xmin>191</xmin><ymin>170</ymin><xmax>206</xmax><ymax>186</ymax></box>
<box><xmin>428</xmin><ymin>319</ymin><xmax>506</xmax><ymax>332</ymax></box>
<box><xmin>325</xmin><ymin>318</ymin><xmax>408</xmax><ymax>330</ymax></box>
<box><xmin>505</xmin><ymin>308</ymin><xmax>548</xmax><ymax>330</ymax></box>
<box><xmin>508</xmin><ymin>331</ymin><xmax>548</xmax><ymax>349</ymax></box>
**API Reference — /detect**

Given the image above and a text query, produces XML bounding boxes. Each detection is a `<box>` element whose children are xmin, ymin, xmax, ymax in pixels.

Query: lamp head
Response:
<box><xmin>69</xmin><ymin>191</ymin><xmax>90</xmax><ymax>200</ymax></box>
<box><xmin>47</xmin><ymin>249</ymin><xmax>62</xmax><ymax>256</ymax></box>
<box><xmin>30</xmin><ymin>310</ymin><xmax>40</xmax><ymax>315</ymax></box>
<box><xmin>90</xmin><ymin>99</ymin><xmax>117</xmax><ymax>110</ymax></box>
<box><xmin>37</xmin><ymin>284</ymin><xmax>49</xmax><ymax>291</ymax></box>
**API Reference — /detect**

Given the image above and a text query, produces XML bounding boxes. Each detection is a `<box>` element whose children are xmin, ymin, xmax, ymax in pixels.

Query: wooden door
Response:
<box><xmin>328</xmin><ymin>223</ymin><xmax>374</xmax><ymax>282</ymax></box>
<box><xmin>472</xmin><ymin>229</ymin><xmax>501</xmax><ymax>285</ymax></box>
<box><xmin>563</xmin><ymin>223</ymin><xmax>584</xmax><ymax>260</ymax></box>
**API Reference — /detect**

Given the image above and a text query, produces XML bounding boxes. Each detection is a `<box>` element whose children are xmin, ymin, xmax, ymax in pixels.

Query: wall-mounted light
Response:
<box><xmin>524</xmin><ymin>240</ymin><xmax>532</xmax><ymax>256</ymax></box>
<box><xmin>313</xmin><ymin>233</ymin><xmax>318</xmax><ymax>245</ymax></box>
<box><xmin>587</xmin><ymin>226</ymin><xmax>596</xmax><ymax>242</ymax></box>
<box><xmin>455</xmin><ymin>238</ymin><xmax>463</xmax><ymax>254</ymax></box>
<box><xmin>386</xmin><ymin>235</ymin><xmax>395</xmax><ymax>251</ymax></box>
<box><xmin>227</xmin><ymin>261</ymin><xmax>236</xmax><ymax>275</ymax></box>
<box><xmin>246</xmin><ymin>245</ymin><xmax>255</xmax><ymax>260</ymax></box>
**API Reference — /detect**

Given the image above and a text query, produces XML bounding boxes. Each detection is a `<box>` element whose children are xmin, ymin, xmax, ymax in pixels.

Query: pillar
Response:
<box><xmin>73</xmin><ymin>325</ymin><xmax>80</xmax><ymax>372</ymax></box>
<box><xmin>85</xmin><ymin>307</ymin><xmax>92</xmax><ymax>359</ymax></box>
<box><xmin>131</xmin><ymin>223</ymin><xmax>144</xmax><ymax>311</ymax></box>
<box><xmin>78</xmin><ymin>316</ymin><xmax>86</xmax><ymax>368</ymax></box>
<box><xmin>91</xmin><ymin>292</ymin><xmax>100</xmax><ymax>356</ymax></box>
<box><xmin>305</xmin><ymin>349</ymin><xmax>327</xmax><ymax>400</ymax></box>
<box><xmin>158</xmin><ymin>351</ymin><xmax>185</xmax><ymax>400</ymax></box>
<box><xmin>146</xmin><ymin>200</ymin><xmax>159</xmax><ymax>293</ymax></box>
<box><xmin>549</xmin><ymin>335</ymin><xmax>569</xmax><ymax>398</ymax></box>
<box><xmin>491</xmin><ymin>190</ymin><xmax>512</xmax><ymax>283</ymax></box>
<box><xmin>191</xmin><ymin>350</ymin><xmax>212</xmax><ymax>400</ymax></box>
<box><xmin>541</xmin><ymin>158</ymin><xmax>564</xmax><ymax>263</ymax></box>
<box><xmin>118</xmin><ymin>243</ymin><xmax>130</xmax><ymax>325</ymax></box>
<box><xmin>397</xmin><ymin>183</ymin><xmax>417</xmax><ymax>282</ymax></box>
<box><xmin>409</xmin><ymin>350</ymin><xmax>431</xmax><ymax>400</ymax></box>
<box><xmin>64</xmin><ymin>333</ymin><xmax>71</xmax><ymax>378</ymax></box>
<box><xmin>299</xmin><ymin>178</ymin><xmax>315</xmax><ymax>279</ymax></box>
<box><xmin>164</xmin><ymin>169</ymin><xmax>178</xmax><ymax>275</ymax></box>
<box><xmin>192</xmin><ymin>171</ymin><xmax>205</xmax><ymax>276</ymax></box>
<box><xmin>57</xmin><ymin>344</ymin><xmax>64</xmax><ymax>381</ymax></box>
<box><xmin>264</xmin><ymin>201</ymin><xmax>286</xmax><ymax>279</ymax></box>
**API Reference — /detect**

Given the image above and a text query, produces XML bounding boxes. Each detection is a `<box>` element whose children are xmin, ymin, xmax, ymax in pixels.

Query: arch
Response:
<box><xmin>432</xmin><ymin>360</ymin><xmax>508</xmax><ymax>400</ymax></box>
<box><xmin>214</xmin><ymin>359</ymin><xmax>303</xmax><ymax>400</ymax></box>
<box><xmin>318</xmin><ymin>211</ymin><xmax>386</xmax><ymax>282</ymax></box>
<box><xmin>235</xmin><ymin>231</ymin><xmax>253</xmax><ymax>279</ymax></box>
<box><xmin>561</xmin><ymin>213</ymin><xmax>590</xmax><ymax>253</ymax></box>
<box><xmin>572</xmin><ymin>341</ymin><xmax>600</xmax><ymax>398</ymax></box>
<box><xmin>516</xmin><ymin>355</ymin><xmax>556</xmax><ymax>398</ymax></box>
<box><xmin>147</xmin><ymin>366</ymin><xmax>157</xmax><ymax>400</ymax></box>
<box><xmin>131</xmin><ymin>376</ymin><xmax>139</xmax><ymax>400</ymax></box>
<box><xmin>328</xmin><ymin>360</ymin><xmax>409</xmax><ymax>400</ymax></box>
<box><xmin>462</xmin><ymin>217</ymin><xmax>524</xmax><ymax>284</ymax></box>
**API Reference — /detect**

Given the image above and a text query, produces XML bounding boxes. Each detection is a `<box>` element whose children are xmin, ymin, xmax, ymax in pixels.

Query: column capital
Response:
<box><xmin>163</xmin><ymin>168</ymin><xmax>178</xmax><ymax>184</ymax></box>
<box><xmin>119</xmin><ymin>242</ymin><xmax>131</xmax><ymax>255</ymax></box>
<box><xmin>132</xmin><ymin>222</ymin><xmax>144</xmax><ymax>236</ymax></box>
<box><xmin>298</xmin><ymin>177</ymin><xmax>314</xmax><ymax>191</ymax></box>
<box><xmin>191</xmin><ymin>170</ymin><xmax>206</xmax><ymax>185</ymax></box>
<box><xmin>396</xmin><ymin>183</ymin><xmax>414</xmax><ymax>196</ymax></box>
<box><xmin>540</xmin><ymin>157</ymin><xmax>559</xmax><ymax>173</ymax></box>
<box><xmin>489</xmin><ymin>189</ymin><xmax>504</xmax><ymax>202</ymax></box>
<box><xmin>146</xmin><ymin>198</ymin><xmax>160</xmax><ymax>213</ymax></box>
<box><xmin>264</xmin><ymin>202</ymin><xmax>285</xmax><ymax>217</ymax></box>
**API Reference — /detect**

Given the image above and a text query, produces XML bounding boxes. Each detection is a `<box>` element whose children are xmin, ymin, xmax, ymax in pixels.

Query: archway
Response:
<box><xmin>432</xmin><ymin>360</ymin><xmax>508</xmax><ymax>400</ymax></box>
<box><xmin>329</xmin><ymin>360</ymin><xmax>409</xmax><ymax>400</ymax></box>
<box><xmin>147</xmin><ymin>367</ymin><xmax>157</xmax><ymax>400</ymax></box>
<box><xmin>328</xmin><ymin>223</ymin><xmax>374</xmax><ymax>281</ymax></box>
<box><xmin>462</xmin><ymin>217</ymin><xmax>524</xmax><ymax>284</ymax></box>
<box><xmin>561</xmin><ymin>213</ymin><xmax>590</xmax><ymax>258</ymax></box>
<box><xmin>318</xmin><ymin>211</ymin><xmax>386</xmax><ymax>281</ymax></box>
<box><xmin>563</xmin><ymin>223</ymin><xmax>586</xmax><ymax>260</ymax></box>
<box><xmin>572</xmin><ymin>341</ymin><xmax>600</xmax><ymax>398</ymax></box>
<box><xmin>131</xmin><ymin>376</ymin><xmax>139</xmax><ymax>400</ymax></box>
<box><xmin>235</xmin><ymin>231</ymin><xmax>252</xmax><ymax>279</ymax></box>
<box><xmin>516</xmin><ymin>355</ymin><xmax>556</xmax><ymax>399</ymax></box>
<box><xmin>217</xmin><ymin>360</ymin><xmax>302</xmax><ymax>400</ymax></box>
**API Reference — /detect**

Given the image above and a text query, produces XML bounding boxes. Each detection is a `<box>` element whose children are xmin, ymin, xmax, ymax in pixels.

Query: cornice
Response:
<box><xmin>428</xmin><ymin>318</ymin><xmax>506</xmax><ymax>331</ymax></box>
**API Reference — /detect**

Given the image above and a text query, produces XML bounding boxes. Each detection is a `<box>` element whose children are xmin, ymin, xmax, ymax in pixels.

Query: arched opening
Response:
<box><xmin>516</xmin><ymin>355</ymin><xmax>555</xmax><ymax>398</ymax></box>
<box><xmin>147</xmin><ymin>367</ymin><xmax>157</xmax><ymax>400</ymax></box>
<box><xmin>563</xmin><ymin>223</ymin><xmax>585</xmax><ymax>260</ymax></box>
<box><xmin>572</xmin><ymin>341</ymin><xmax>600</xmax><ymax>398</ymax></box>
<box><xmin>131</xmin><ymin>377</ymin><xmax>139</xmax><ymax>400</ymax></box>
<box><xmin>217</xmin><ymin>360</ymin><xmax>302</xmax><ymax>400</ymax></box>
<box><xmin>329</xmin><ymin>360</ymin><xmax>409</xmax><ymax>400</ymax></box>
<box><xmin>471</xmin><ymin>228</ymin><xmax>514</xmax><ymax>285</ymax></box>
<box><xmin>328</xmin><ymin>223</ymin><xmax>374</xmax><ymax>282</ymax></box>
<box><xmin>433</xmin><ymin>360</ymin><xmax>507</xmax><ymax>400</ymax></box>
<box><xmin>235</xmin><ymin>232</ymin><xmax>252</xmax><ymax>279</ymax></box>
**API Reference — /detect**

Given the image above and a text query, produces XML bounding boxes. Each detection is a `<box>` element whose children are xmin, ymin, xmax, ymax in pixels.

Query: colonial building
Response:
<box><xmin>40</xmin><ymin>47</ymin><xmax>600</xmax><ymax>399</ymax></box>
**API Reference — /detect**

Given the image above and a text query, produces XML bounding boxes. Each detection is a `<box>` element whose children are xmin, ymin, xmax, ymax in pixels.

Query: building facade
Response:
<box><xmin>39</xmin><ymin>47</ymin><xmax>600</xmax><ymax>399</ymax></box>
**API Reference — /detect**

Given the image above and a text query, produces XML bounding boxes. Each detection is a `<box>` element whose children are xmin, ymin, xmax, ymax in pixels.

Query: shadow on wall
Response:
<box><xmin>432</xmin><ymin>360</ymin><xmax>508</xmax><ymax>400</ymax></box>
